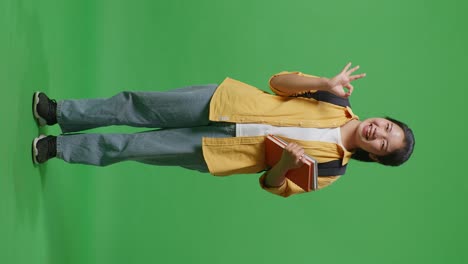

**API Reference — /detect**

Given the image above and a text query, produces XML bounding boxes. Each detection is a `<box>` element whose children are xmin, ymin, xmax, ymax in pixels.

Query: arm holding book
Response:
<box><xmin>263</xmin><ymin>143</ymin><xmax>305</xmax><ymax>187</ymax></box>
<box><xmin>260</xmin><ymin>142</ymin><xmax>341</xmax><ymax>197</ymax></box>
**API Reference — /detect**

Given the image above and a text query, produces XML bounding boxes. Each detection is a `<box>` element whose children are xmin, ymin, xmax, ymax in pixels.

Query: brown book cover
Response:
<box><xmin>265</xmin><ymin>135</ymin><xmax>318</xmax><ymax>191</ymax></box>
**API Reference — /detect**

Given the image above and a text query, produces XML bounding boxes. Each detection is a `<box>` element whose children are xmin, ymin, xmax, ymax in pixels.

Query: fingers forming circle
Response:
<box><xmin>345</xmin><ymin>84</ymin><xmax>354</xmax><ymax>95</ymax></box>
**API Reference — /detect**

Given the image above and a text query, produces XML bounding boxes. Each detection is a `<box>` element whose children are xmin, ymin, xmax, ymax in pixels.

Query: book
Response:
<box><xmin>264</xmin><ymin>134</ymin><xmax>318</xmax><ymax>191</ymax></box>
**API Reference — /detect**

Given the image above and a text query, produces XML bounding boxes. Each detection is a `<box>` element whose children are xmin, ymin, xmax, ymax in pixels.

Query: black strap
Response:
<box><xmin>257</xmin><ymin>161</ymin><xmax>347</xmax><ymax>177</ymax></box>
<box><xmin>318</xmin><ymin>160</ymin><xmax>347</xmax><ymax>176</ymax></box>
<box><xmin>296</xmin><ymin>90</ymin><xmax>351</xmax><ymax>108</ymax></box>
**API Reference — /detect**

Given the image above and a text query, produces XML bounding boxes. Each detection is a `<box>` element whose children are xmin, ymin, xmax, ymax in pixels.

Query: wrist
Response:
<box><xmin>278</xmin><ymin>160</ymin><xmax>294</xmax><ymax>172</ymax></box>
<box><xmin>324</xmin><ymin>77</ymin><xmax>335</xmax><ymax>90</ymax></box>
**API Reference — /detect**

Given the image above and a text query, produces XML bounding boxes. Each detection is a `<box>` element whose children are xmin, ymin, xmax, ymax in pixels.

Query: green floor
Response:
<box><xmin>2</xmin><ymin>0</ymin><xmax>467</xmax><ymax>263</ymax></box>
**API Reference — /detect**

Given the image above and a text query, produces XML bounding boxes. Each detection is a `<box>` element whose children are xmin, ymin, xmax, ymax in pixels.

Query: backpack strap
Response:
<box><xmin>296</xmin><ymin>90</ymin><xmax>351</xmax><ymax>108</ymax></box>
<box><xmin>318</xmin><ymin>160</ymin><xmax>347</xmax><ymax>176</ymax></box>
<box><xmin>256</xmin><ymin>160</ymin><xmax>347</xmax><ymax>177</ymax></box>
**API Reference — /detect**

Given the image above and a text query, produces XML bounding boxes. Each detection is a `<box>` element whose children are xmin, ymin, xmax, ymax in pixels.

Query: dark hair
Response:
<box><xmin>351</xmin><ymin>117</ymin><xmax>415</xmax><ymax>166</ymax></box>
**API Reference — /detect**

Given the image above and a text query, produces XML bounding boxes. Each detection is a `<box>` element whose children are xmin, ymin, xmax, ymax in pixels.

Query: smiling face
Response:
<box><xmin>356</xmin><ymin>118</ymin><xmax>406</xmax><ymax>158</ymax></box>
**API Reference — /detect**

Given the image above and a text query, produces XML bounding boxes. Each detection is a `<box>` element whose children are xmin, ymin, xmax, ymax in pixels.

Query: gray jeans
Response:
<box><xmin>56</xmin><ymin>84</ymin><xmax>236</xmax><ymax>172</ymax></box>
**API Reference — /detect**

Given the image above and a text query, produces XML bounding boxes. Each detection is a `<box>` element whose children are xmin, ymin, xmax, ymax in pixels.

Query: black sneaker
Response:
<box><xmin>32</xmin><ymin>135</ymin><xmax>57</xmax><ymax>164</ymax></box>
<box><xmin>33</xmin><ymin>92</ymin><xmax>57</xmax><ymax>126</ymax></box>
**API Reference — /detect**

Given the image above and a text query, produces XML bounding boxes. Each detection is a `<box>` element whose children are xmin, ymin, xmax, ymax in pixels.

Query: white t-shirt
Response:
<box><xmin>236</xmin><ymin>123</ymin><xmax>344</xmax><ymax>147</ymax></box>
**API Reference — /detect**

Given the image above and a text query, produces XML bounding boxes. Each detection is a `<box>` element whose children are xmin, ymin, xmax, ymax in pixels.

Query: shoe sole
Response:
<box><xmin>32</xmin><ymin>135</ymin><xmax>46</xmax><ymax>164</ymax></box>
<box><xmin>33</xmin><ymin>92</ymin><xmax>47</xmax><ymax>126</ymax></box>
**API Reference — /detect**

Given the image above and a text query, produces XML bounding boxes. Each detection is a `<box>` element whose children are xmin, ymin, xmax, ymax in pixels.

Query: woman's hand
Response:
<box><xmin>328</xmin><ymin>62</ymin><xmax>366</xmax><ymax>98</ymax></box>
<box><xmin>264</xmin><ymin>142</ymin><xmax>306</xmax><ymax>188</ymax></box>
<box><xmin>279</xmin><ymin>142</ymin><xmax>305</xmax><ymax>170</ymax></box>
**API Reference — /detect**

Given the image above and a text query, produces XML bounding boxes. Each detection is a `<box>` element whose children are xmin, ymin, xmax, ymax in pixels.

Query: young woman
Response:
<box><xmin>32</xmin><ymin>63</ymin><xmax>415</xmax><ymax>197</ymax></box>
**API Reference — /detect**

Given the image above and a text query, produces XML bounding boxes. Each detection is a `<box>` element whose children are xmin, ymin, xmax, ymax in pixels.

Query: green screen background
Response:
<box><xmin>1</xmin><ymin>0</ymin><xmax>467</xmax><ymax>263</ymax></box>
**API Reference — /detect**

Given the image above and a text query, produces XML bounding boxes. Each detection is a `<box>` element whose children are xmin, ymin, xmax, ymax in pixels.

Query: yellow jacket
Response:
<box><xmin>202</xmin><ymin>71</ymin><xmax>359</xmax><ymax>197</ymax></box>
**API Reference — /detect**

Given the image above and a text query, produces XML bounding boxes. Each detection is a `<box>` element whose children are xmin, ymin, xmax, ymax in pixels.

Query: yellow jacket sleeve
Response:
<box><xmin>268</xmin><ymin>71</ymin><xmax>321</xmax><ymax>97</ymax></box>
<box><xmin>259</xmin><ymin>172</ymin><xmax>341</xmax><ymax>198</ymax></box>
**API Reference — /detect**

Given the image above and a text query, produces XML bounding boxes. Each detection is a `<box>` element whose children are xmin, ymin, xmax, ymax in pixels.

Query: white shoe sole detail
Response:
<box><xmin>32</xmin><ymin>135</ymin><xmax>47</xmax><ymax>164</ymax></box>
<box><xmin>33</xmin><ymin>92</ymin><xmax>47</xmax><ymax>126</ymax></box>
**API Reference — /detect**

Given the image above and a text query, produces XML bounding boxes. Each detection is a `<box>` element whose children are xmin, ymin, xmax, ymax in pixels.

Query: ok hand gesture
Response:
<box><xmin>328</xmin><ymin>62</ymin><xmax>366</xmax><ymax>98</ymax></box>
